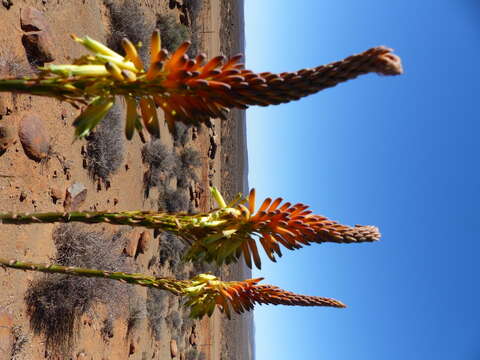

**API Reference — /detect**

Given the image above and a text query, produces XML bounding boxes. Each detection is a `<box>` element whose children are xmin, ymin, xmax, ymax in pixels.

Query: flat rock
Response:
<box><xmin>22</xmin><ymin>30</ymin><xmax>55</xmax><ymax>64</ymax></box>
<box><xmin>170</xmin><ymin>339</ymin><xmax>178</xmax><ymax>358</ymax></box>
<box><xmin>64</xmin><ymin>182</ymin><xmax>87</xmax><ymax>210</ymax></box>
<box><xmin>49</xmin><ymin>186</ymin><xmax>63</xmax><ymax>204</ymax></box>
<box><xmin>123</xmin><ymin>235</ymin><xmax>138</xmax><ymax>257</ymax></box>
<box><xmin>18</xmin><ymin>113</ymin><xmax>50</xmax><ymax>161</ymax></box>
<box><xmin>21</xmin><ymin>7</ymin><xmax>49</xmax><ymax>32</ymax></box>
<box><xmin>136</xmin><ymin>231</ymin><xmax>151</xmax><ymax>255</ymax></box>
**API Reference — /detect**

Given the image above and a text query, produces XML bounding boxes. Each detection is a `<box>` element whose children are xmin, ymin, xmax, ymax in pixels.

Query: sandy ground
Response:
<box><xmin>0</xmin><ymin>0</ymin><xmax>251</xmax><ymax>359</ymax></box>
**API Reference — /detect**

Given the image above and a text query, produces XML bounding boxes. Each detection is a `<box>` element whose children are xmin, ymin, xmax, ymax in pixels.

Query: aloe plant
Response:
<box><xmin>0</xmin><ymin>258</ymin><xmax>344</xmax><ymax>319</ymax></box>
<box><xmin>0</xmin><ymin>31</ymin><xmax>402</xmax><ymax>139</ymax></box>
<box><xmin>0</xmin><ymin>188</ymin><xmax>379</xmax><ymax>269</ymax></box>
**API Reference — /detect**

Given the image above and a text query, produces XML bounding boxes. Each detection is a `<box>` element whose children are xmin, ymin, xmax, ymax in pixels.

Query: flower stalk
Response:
<box><xmin>0</xmin><ymin>31</ymin><xmax>402</xmax><ymax>139</ymax></box>
<box><xmin>0</xmin><ymin>188</ymin><xmax>380</xmax><ymax>269</ymax></box>
<box><xmin>0</xmin><ymin>258</ymin><xmax>345</xmax><ymax>319</ymax></box>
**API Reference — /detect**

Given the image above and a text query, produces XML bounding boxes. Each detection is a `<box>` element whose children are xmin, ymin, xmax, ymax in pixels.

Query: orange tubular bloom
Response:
<box><xmin>185</xmin><ymin>189</ymin><xmax>381</xmax><ymax>269</ymax></box>
<box><xmin>184</xmin><ymin>275</ymin><xmax>346</xmax><ymax>319</ymax></box>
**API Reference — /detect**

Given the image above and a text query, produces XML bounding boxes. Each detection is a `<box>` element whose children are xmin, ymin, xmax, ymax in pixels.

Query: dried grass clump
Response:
<box><xmin>173</xmin><ymin>122</ymin><xmax>191</xmax><ymax>147</ymax></box>
<box><xmin>105</xmin><ymin>0</ymin><xmax>153</xmax><ymax>63</ymax></box>
<box><xmin>158</xmin><ymin>232</ymin><xmax>186</xmax><ymax>273</ymax></box>
<box><xmin>0</xmin><ymin>51</ymin><xmax>31</xmax><ymax>77</ymax></box>
<box><xmin>142</xmin><ymin>140</ymin><xmax>178</xmax><ymax>195</ymax></box>
<box><xmin>146</xmin><ymin>287</ymin><xmax>168</xmax><ymax>340</ymax></box>
<box><xmin>25</xmin><ymin>224</ymin><xmax>131</xmax><ymax>355</ymax></box>
<box><xmin>85</xmin><ymin>101</ymin><xmax>124</xmax><ymax>182</ymax></box>
<box><xmin>156</xmin><ymin>14</ymin><xmax>190</xmax><ymax>53</ymax></box>
<box><xmin>10</xmin><ymin>325</ymin><xmax>29</xmax><ymax>360</ymax></box>
<box><xmin>158</xmin><ymin>187</ymin><xmax>190</xmax><ymax>213</ymax></box>
<box><xmin>177</xmin><ymin>147</ymin><xmax>201</xmax><ymax>189</ymax></box>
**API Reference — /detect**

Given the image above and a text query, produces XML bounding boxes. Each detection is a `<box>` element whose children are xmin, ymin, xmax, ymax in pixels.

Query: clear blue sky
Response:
<box><xmin>245</xmin><ymin>1</ymin><xmax>479</xmax><ymax>359</ymax></box>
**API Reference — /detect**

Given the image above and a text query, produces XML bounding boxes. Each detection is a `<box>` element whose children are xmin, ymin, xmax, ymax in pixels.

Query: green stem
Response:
<box><xmin>0</xmin><ymin>257</ymin><xmax>187</xmax><ymax>295</ymax></box>
<box><xmin>0</xmin><ymin>210</ymin><xmax>229</xmax><ymax>245</ymax></box>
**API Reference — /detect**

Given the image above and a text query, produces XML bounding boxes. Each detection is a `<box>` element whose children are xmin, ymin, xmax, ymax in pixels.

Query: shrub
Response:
<box><xmin>186</xmin><ymin>348</ymin><xmax>199</xmax><ymax>360</ymax></box>
<box><xmin>173</xmin><ymin>121</ymin><xmax>191</xmax><ymax>147</ymax></box>
<box><xmin>101</xmin><ymin>317</ymin><xmax>114</xmax><ymax>341</ymax></box>
<box><xmin>105</xmin><ymin>0</ymin><xmax>153</xmax><ymax>63</ymax></box>
<box><xmin>127</xmin><ymin>302</ymin><xmax>145</xmax><ymax>336</ymax></box>
<box><xmin>158</xmin><ymin>187</ymin><xmax>190</xmax><ymax>213</ymax></box>
<box><xmin>142</xmin><ymin>140</ymin><xmax>178</xmax><ymax>195</ymax></box>
<box><xmin>146</xmin><ymin>287</ymin><xmax>168</xmax><ymax>340</ymax></box>
<box><xmin>177</xmin><ymin>147</ymin><xmax>201</xmax><ymax>189</ymax></box>
<box><xmin>25</xmin><ymin>224</ymin><xmax>131</xmax><ymax>355</ymax></box>
<box><xmin>85</xmin><ymin>101</ymin><xmax>124</xmax><ymax>182</ymax></box>
<box><xmin>156</xmin><ymin>14</ymin><xmax>190</xmax><ymax>53</ymax></box>
<box><xmin>158</xmin><ymin>232</ymin><xmax>186</xmax><ymax>272</ymax></box>
<box><xmin>10</xmin><ymin>325</ymin><xmax>28</xmax><ymax>360</ymax></box>
<box><xmin>0</xmin><ymin>51</ymin><xmax>31</xmax><ymax>77</ymax></box>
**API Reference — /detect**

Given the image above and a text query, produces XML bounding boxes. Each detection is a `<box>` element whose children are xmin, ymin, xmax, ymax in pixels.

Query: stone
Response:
<box><xmin>18</xmin><ymin>113</ymin><xmax>50</xmax><ymax>161</ymax></box>
<box><xmin>0</xmin><ymin>125</ymin><xmax>14</xmax><ymax>153</ymax></box>
<box><xmin>123</xmin><ymin>236</ymin><xmax>138</xmax><ymax>257</ymax></box>
<box><xmin>189</xmin><ymin>332</ymin><xmax>197</xmax><ymax>346</ymax></box>
<box><xmin>21</xmin><ymin>7</ymin><xmax>50</xmax><ymax>32</ymax></box>
<box><xmin>170</xmin><ymin>339</ymin><xmax>178</xmax><ymax>358</ymax></box>
<box><xmin>22</xmin><ymin>30</ymin><xmax>55</xmax><ymax>65</ymax></box>
<box><xmin>129</xmin><ymin>342</ymin><xmax>136</xmax><ymax>355</ymax></box>
<box><xmin>49</xmin><ymin>187</ymin><xmax>63</xmax><ymax>204</ymax></box>
<box><xmin>64</xmin><ymin>182</ymin><xmax>87</xmax><ymax>210</ymax></box>
<box><xmin>137</xmin><ymin>231</ymin><xmax>151</xmax><ymax>255</ymax></box>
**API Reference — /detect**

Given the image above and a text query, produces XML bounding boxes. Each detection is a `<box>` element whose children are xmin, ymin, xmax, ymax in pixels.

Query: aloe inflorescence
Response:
<box><xmin>0</xmin><ymin>259</ymin><xmax>344</xmax><ymax>319</ymax></box>
<box><xmin>0</xmin><ymin>31</ymin><xmax>402</xmax><ymax>139</ymax></box>
<box><xmin>0</xmin><ymin>187</ymin><xmax>380</xmax><ymax>269</ymax></box>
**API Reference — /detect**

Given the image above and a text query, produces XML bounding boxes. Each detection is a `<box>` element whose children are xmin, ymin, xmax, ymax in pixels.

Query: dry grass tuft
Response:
<box><xmin>25</xmin><ymin>224</ymin><xmax>131</xmax><ymax>355</ymax></box>
<box><xmin>85</xmin><ymin>101</ymin><xmax>124</xmax><ymax>182</ymax></box>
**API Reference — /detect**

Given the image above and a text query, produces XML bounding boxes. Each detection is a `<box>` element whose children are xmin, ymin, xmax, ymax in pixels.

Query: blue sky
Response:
<box><xmin>245</xmin><ymin>1</ymin><xmax>479</xmax><ymax>359</ymax></box>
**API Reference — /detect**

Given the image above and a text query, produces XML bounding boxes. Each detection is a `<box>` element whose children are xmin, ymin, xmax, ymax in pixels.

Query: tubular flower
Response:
<box><xmin>0</xmin><ymin>188</ymin><xmax>380</xmax><ymax>269</ymax></box>
<box><xmin>0</xmin><ymin>259</ymin><xmax>344</xmax><ymax>319</ymax></box>
<box><xmin>181</xmin><ymin>274</ymin><xmax>346</xmax><ymax>319</ymax></box>
<box><xmin>184</xmin><ymin>188</ymin><xmax>380</xmax><ymax>269</ymax></box>
<box><xmin>0</xmin><ymin>31</ymin><xmax>402</xmax><ymax>139</ymax></box>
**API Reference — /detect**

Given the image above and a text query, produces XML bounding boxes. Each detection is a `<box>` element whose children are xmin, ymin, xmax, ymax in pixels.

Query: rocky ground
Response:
<box><xmin>0</xmin><ymin>1</ymin><xmax>250</xmax><ymax>359</ymax></box>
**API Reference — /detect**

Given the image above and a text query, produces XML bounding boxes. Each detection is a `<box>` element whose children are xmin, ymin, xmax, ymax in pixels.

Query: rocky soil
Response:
<box><xmin>0</xmin><ymin>1</ymin><xmax>250</xmax><ymax>359</ymax></box>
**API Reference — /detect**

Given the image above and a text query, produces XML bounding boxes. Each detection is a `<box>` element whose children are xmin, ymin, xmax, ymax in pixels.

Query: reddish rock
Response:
<box><xmin>49</xmin><ymin>187</ymin><xmax>63</xmax><ymax>204</ymax></box>
<box><xmin>137</xmin><ymin>231</ymin><xmax>152</xmax><ymax>255</ymax></box>
<box><xmin>170</xmin><ymin>339</ymin><xmax>178</xmax><ymax>358</ymax></box>
<box><xmin>64</xmin><ymin>182</ymin><xmax>87</xmax><ymax>210</ymax></box>
<box><xmin>22</xmin><ymin>30</ymin><xmax>55</xmax><ymax>64</ymax></box>
<box><xmin>18</xmin><ymin>113</ymin><xmax>50</xmax><ymax>161</ymax></box>
<box><xmin>123</xmin><ymin>235</ymin><xmax>138</xmax><ymax>257</ymax></box>
<box><xmin>129</xmin><ymin>342</ymin><xmax>136</xmax><ymax>355</ymax></box>
<box><xmin>21</xmin><ymin>7</ymin><xmax>50</xmax><ymax>32</ymax></box>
